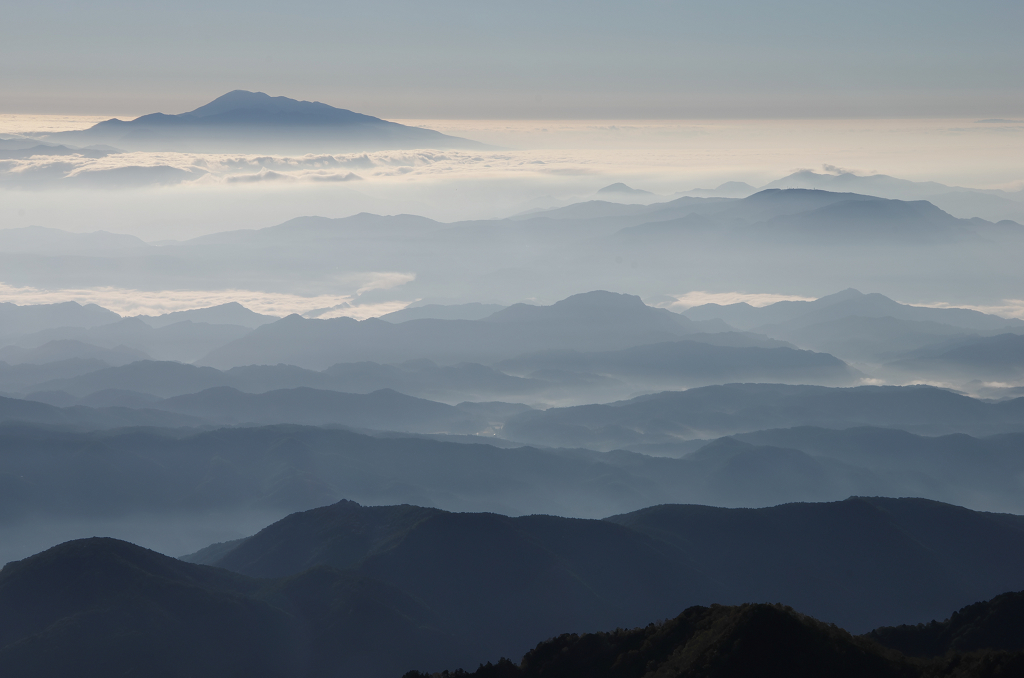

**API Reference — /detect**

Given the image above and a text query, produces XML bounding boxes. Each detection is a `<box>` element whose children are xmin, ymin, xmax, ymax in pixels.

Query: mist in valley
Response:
<box><xmin>3</xmin><ymin>2</ymin><xmax>1024</xmax><ymax>675</ymax></box>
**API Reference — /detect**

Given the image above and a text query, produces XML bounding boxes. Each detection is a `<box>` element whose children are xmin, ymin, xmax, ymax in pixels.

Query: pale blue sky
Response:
<box><xmin>3</xmin><ymin>0</ymin><xmax>1022</xmax><ymax>118</ymax></box>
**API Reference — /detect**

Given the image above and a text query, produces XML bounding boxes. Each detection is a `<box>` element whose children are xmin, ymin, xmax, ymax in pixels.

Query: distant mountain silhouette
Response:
<box><xmin>0</xmin><ymin>301</ymin><xmax>122</xmax><ymax>337</ymax></box>
<box><xmin>596</xmin><ymin>182</ymin><xmax>654</xmax><ymax>196</ymax></box>
<box><xmin>29</xmin><ymin>359</ymin><xmax>229</xmax><ymax>398</ymax></box>
<box><xmin>762</xmin><ymin>169</ymin><xmax>1024</xmax><ymax>223</ymax></box>
<box><xmin>4</xmin><ymin>418</ymin><xmax>1024</xmax><ymax>537</ymax></box>
<box><xmin>5</xmin><ymin>187</ymin><xmax>1017</xmax><ymax>312</ymax></box>
<box><xmin>763</xmin><ymin>315</ymin><xmax>980</xmax><ymax>363</ymax></box>
<box><xmin>0</xmin><ymin>226</ymin><xmax>147</xmax><ymax>256</ymax></box>
<box><xmin>47</xmin><ymin>90</ymin><xmax>491</xmax><ymax>153</ymax></box>
<box><xmin>0</xmin><ymin>339</ymin><xmax>148</xmax><ymax>366</ymax></box>
<box><xmin>137</xmin><ymin>302</ymin><xmax>279</xmax><ymax>329</ymax></box>
<box><xmin>196</xmin><ymin>291</ymin><xmax>729</xmax><ymax>370</ymax></box>
<box><xmin>0</xmin><ymin>357</ymin><xmax>117</xmax><ymax>394</ymax></box>
<box><xmin>614</xmin><ymin>189</ymin><xmax>1003</xmax><ymax>246</ymax></box>
<box><xmin>886</xmin><ymin>333</ymin><xmax>1024</xmax><ymax>382</ymax></box>
<box><xmin>497</xmin><ymin>339</ymin><xmax>857</xmax><ymax>389</ymax></box>
<box><xmin>682</xmin><ymin>288</ymin><xmax>1023</xmax><ymax>332</ymax></box>
<box><xmin>0</xmin><ymin>393</ymin><xmax>202</xmax><ymax>430</ymax></box>
<box><xmin>155</xmin><ymin>386</ymin><xmax>485</xmax><ymax>433</ymax></box>
<box><xmin>763</xmin><ymin>170</ymin><xmax>957</xmax><ymax>200</ymax></box>
<box><xmin>500</xmin><ymin>383</ymin><xmax>1024</xmax><ymax>448</ymax></box>
<box><xmin>723</xmin><ymin>426</ymin><xmax>1024</xmax><ymax>513</ymax></box>
<box><xmin>14</xmin><ymin>318</ymin><xmax>252</xmax><ymax>363</ymax></box>
<box><xmin>751</xmin><ymin>194</ymin><xmax>972</xmax><ymax>243</ymax></box>
<box><xmin>523</xmin><ymin>189</ymin><xmax>1006</xmax><ymax>251</ymax></box>
<box><xmin>24</xmin><ymin>358</ymin><xmax>547</xmax><ymax>403</ymax></box>
<box><xmin>675</xmin><ymin>180</ymin><xmax>758</xmax><ymax>198</ymax></box>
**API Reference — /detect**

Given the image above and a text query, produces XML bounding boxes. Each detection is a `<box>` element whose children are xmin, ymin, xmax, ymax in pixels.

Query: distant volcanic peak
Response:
<box><xmin>179</xmin><ymin>90</ymin><xmax>381</xmax><ymax>123</ymax></box>
<box><xmin>113</xmin><ymin>90</ymin><xmax>382</xmax><ymax>127</ymax></box>
<box><xmin>598</xmin><ymin>182</ymin><xmax>653</xmax><ymax>195</ymax></box>
<box><xmin>56</xmin><ymin>90</ymin><xmax>489</xmax><ymax>152</ymax></box>
<box><xmin>717</xmin><ymin>181</ymin><xmax>757</xmax><ymax>191</ymax></box>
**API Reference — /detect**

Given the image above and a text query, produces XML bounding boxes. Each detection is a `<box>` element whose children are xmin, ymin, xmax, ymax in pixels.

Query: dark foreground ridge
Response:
<box><xmin>6</xmin><ymin>496</ymin><xmax>1024</xmax><ymax>677</ymax></box>
<box><xmin>3</xmin><ymin>535</ymin><xmax>1023</xmax><ymax>678</ymax></box>
<box><xmin>185</xmin><ymin>496</ymin><xmax>1024</xmax><ymax>638</ymax></box>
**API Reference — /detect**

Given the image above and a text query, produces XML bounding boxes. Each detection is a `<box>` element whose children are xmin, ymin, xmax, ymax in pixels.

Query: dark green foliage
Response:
<box><xmin>409</xmin><ymin>602</ymin><xmax>1024</xmax><ymax>678</ymax></box>
<box><xmin>868</xmin><ymin>591</ymin><xmax>1024</xmax><ymax>657</ymax></box>
<box><xmin>406</xmin><ymin>603</ymin><xmax>919</xmax><ymax>678</ymax></box>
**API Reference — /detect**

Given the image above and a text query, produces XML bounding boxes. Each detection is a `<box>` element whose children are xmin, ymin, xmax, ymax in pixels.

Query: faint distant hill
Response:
<box><xmin>500</xmin><ymin>383</ymin><xmax>1024</xmax><ymax>449</ymax></box>
<box><xmin>596</xmin><ymin>182</ymin><xmax>654</xmax><ymax>196</ymax></box>
<box><xmin>679</xmin><ymin>288</ymin><xmax>1024</xmax><ymax>366</ymax></box>
<box><xmin>535</xmin><ymin>188</ymin><xmax>1010</xmax><ymax>246</ymax></box>
<box><xmin>154</xmin><ymin>386</ymin><xmax>486</xmax><ymax>433</ymax></box>
<box><xmin>886</xmin><ymin>333</ymin><xmax>1024</xmax><ymax>382</ymax></box>
<box><xmin>675</xmin><ymin>180</ymin><xmax>758</xmax><ymax>198</ymax></box>
<box><xmin>0</xmin><ymin>301</ymin><xmax>122</xmax><ymax>337</ymax></box>
<box><xmin>4</xmin><ymin>188</ymin><xmax>1016</xmax><ymax>308</ymax></box>
<box><xmin>14</xmin><ymin>317</ymin><xmax>252</xmax><ymax>364</ymax></box>
<box><xmin>46</xmin><ymin>90</ymin><xmax>491</xmax><ymax>153</ymax></box>
<box><xmin>748</xmin><ymin>191</ymin><xmax>974</xmax><ymax>243</ymax></box>
<box><xmin>763</xmin><ymin>170</ymin><xmax>959</xmax><ymax>200</ymax></box>
<box><xmin>0</xmin><ymin>358</ymin><xmax>117</xmax><ymax>394</ymax></box>
<box><xmin>0</xmin><ymin>393</ymin><xmax>202</xmax><ymax>429</ymax></box>
<box><xmin>497</xmin><ymin>339</ymin><xmax>858</xmax><ymax>389</ymax></box>
<box><xmin>618</xmin><ymin>189</ymin><xmax>1003</xmax><ymax>245</ymax></box>
<box><xmin>682</xmin><ymin>288</ymin><xmax>1023</xmax><ymax>332</ymax></box>
<box><xmin>136</xmin><ymin>302</ymin><xmax>279</xmax><ymax>329</ymax></box>
<box><xmin>4</xmin><ymin>417</ymin><xmax>1024</xmax><ymax>527</ymax></box>
<box><xmin>24</xmin><ymin>358</ymin><xmax>547</xmax><ymax>403</ymax></box>
<box><xmin>763</xmin><ymin>168</ymin><xmax>1024</xmax><ymax>223</ymax></box>
<box><xmin>0</xmin><ymin>226</ymin><xmax>148</xmax><ymax>256</ymax></box>
<box><xmin>0</xmin><ymin>339</ymin><xmax>148</xmax><ymax>367</ymax></box>
<box><xmin>196</xmin><ymin>291</ymin><xmax>730</xmax><ymax>369</ymax></box>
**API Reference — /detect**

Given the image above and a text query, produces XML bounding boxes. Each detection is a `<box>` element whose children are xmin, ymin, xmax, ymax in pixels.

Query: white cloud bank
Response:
<box><xmin>910</xmin><ymin>299</ymin><xmax>1024</xmax><ymax>320</ymax></box>
<box><xmin>662</xmin><ymin>291</ymin><xmax>817</xmax><ymax>310</ymax></box>
<box><xmin>0</xmin><ymin>282</ymin><xmax>413</xmax><ymax>320</ymax></box>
